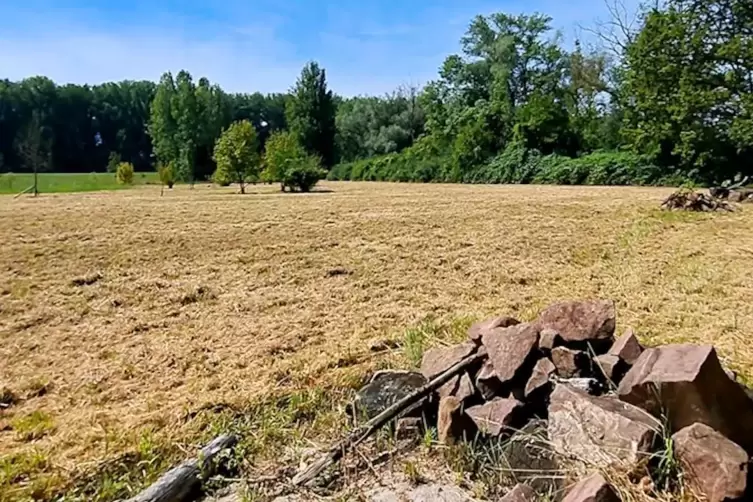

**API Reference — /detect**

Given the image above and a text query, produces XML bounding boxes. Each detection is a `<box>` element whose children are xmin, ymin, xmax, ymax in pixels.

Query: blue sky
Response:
<box><xmin>0</xmin><ymin>0</ymin><xmax>640</xmax><ymax>96</ymax></box>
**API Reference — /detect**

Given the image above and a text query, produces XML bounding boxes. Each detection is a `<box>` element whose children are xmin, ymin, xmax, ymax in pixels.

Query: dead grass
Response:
<box><xmin>1</xmin><ymin>182</ymin><xmax>753</xmax><ymax>500</ymax></box>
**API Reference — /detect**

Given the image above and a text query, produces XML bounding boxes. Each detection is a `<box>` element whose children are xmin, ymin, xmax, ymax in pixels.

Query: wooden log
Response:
<box><xmin>126</xmin><ymin>434</ymin><xmax>238</xmax><ymax>502</ymax></box>
<box><xmin>292</xmin><ymin>350</ymin><xmax>487</xmax><ymax>486</ymax></box>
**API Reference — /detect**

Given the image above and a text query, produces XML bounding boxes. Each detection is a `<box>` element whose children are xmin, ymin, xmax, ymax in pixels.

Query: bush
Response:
<box><xmin>283</xmin><ymin>155</ymin><xmax>327</xmax><ymax>192</ymax></box>
<box><xmin>157</xmin><ymin>163</ymin><xmax>175</xmax><ymax>188</ymax></box>
<box><xmin>116</xmin><ymin>162</ymin><xmax>134</xmax><ymax>185</ymax></box>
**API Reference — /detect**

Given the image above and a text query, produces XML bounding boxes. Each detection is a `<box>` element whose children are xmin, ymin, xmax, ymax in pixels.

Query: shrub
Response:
<box><xmin>157</xmin><ymin>162</ymin><xmax>175</xmax><ymax>188</ymax></box>
<box><xmin>283</xmin><ymin>155</ymin><xmax>327</xmax><ymax>192</ymax></box>
<box><xmin>115</xmin><ymin>162</ymin><xmax>134</xmax><ymax>185</ymax></box>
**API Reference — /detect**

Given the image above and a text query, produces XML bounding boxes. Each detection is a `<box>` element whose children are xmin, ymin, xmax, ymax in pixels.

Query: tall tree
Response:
<box><xmin>149</xmin><ymin>73</ymin><xmax>179</xmax><ymax>169</ymax></box>
<box><xmin>173</xmin><ymin>71</ymin><xmax>200</xmax><ymax>184</ymax></box>
<box><xmin>622</xmin><ymin>0</ymin><xmax>753</xmax><ymax>181</ymax></box>
<box><xmin>286</xmin><ymin>62</ymin><xmax>336</xmax><ymax>167</ymax></box>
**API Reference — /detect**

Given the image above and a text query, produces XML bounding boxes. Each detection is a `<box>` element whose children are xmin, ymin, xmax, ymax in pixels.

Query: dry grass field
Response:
<box><xmin>2</xmin><ymin>181</ymin><xmax>753</xmax><ymax>500</ymax></box>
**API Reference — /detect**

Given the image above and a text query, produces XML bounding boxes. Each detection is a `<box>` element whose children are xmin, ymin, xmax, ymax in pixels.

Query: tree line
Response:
<box><xmin>2</xmin><ymin>0</ymin><xmax>751</xmax><ymax>187</ymax></box>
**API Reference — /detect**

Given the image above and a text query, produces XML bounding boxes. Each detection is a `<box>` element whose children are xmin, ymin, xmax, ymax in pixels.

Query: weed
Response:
<box><xmin>403</xmin><ymin>460</ymin><xmax>423</xmax><ymax>485</ymax></box>
<box><xmin>12</xmin><ymin>411</ymin><xmax>55</xmax><ymax>441</ymax></box>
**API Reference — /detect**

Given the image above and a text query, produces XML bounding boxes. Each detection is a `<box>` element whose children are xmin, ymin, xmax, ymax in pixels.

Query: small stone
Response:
<box><xmin>353</xmin><ymin>371</ymin><xmax>427</xmax><ymax>419</ymax></box>
<box><xmin>548</xmin><ymin>384</ymin><xmax>660</xmax><ymax>467</ymax></box>
<box><xmin>595</xmin><ymin>354</ymin><xmax>626</xmax><ymax>383</ymax></box>
<box><xmin>724</xmin><ymin>368</ymin><xmax>738</xmax><ymax>381</ymax></box>
<box><xmin>455</xmin><ymin>372</ymin><xmax>475</xmax><ymax>402</ymax></box>
<box><xmin>561</xmin><ymin>473</ymin><xmax>620</xmax><ymax>502</ymax></box>
<box><xmin>607</xmin><ymin>328</ymin><xmax>643</xmax><ymax>365</ymax></box>
<box><xmin>468</xmin><ymin>315</ymin><xmax>520</xmax><ymax>342</ymax></box>
<box><xmin>525</xmin><ymin>358</ymin><xmax>556</xmax><ymax>398</ymax></box>
<box><xmin>465</xmin><ymin>398</ymin><xmax>522</xmax><ymax>437</ymax></box>
<box><xmin>500</xmin><ymin>483</ymin><xmax>536</xmax><ymax>502</ymax></box>
<box><xmin>395</xmin><ymin>417</ymin><xmax>423</xmax><ymax>441</ymax></box>
<box><xmin>539</xmin><ymin>328</ymin><xmax>562</xmax><ymax>351</ymax></box>
<box><xmin>551</xmin><ymin>347</ymin><xmax>589</xmax><ymax>378</ymax></box>
<box><xmin>475</xmin><ymin>360</ymin><xmax>501</xmax><ymax>400</ymax></box>
<box><xmin>482</xmin><ymin>323</ymin><xmax>539</xmax><ymax>384</ymax></box>
<box><xmin>536</xmin><ymin>300</ymin><xmax>616</xmax><ymax>345</ymax></box>
<box><xmin>673</xmin><ymin>423</ymin><xmax>747</xmax><ymax>502</ymax></box>
<box><xmin>438</xmin><ymin>396</ymin><xmax>465</xmax><ymax>445</ymax></box>
<box><xmin>617</xmin><ymin>344</ymin><xmax>753</xmax><ymax>453</ymax></box>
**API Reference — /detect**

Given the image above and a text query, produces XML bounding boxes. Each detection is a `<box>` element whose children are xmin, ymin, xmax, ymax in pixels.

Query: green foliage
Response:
<box><xmin>106</xmin><ymin>152</ymin><xmax>120</xmax><ymax>173</ymax></box>
<box><xmin>286</xmin><ymin>62</ymin><xmax>336</xmax><ymax>167</ymax></box>
<box><xmin>11</xmin><ymin>411</ymin><xmax>55</xmax><ymax>441</ymax></box>
<box><xmin>262</xmin><ymin>130</ymin><xmax>325</xmax><ymax>192</ymax></box>
<box><xmin>157</xmin><ymin>163</ymin><xmax>175</xmax><ymax>188</ymax></box>
<box><xmin>115</xmin><ymin>162</ymin><xmax>134</xmax><ymax>185</ymax></box>
<box><xmin>212</xmin><ymin>120</ymin><xmax>260</xmax><ymax>193</ymax></box>
<box><xmin>283</xmin><ymin>154</ymin><xmax>326</xmax><ymax>193</ymax></box>
<box><xmin>622</xmin><ymin>0</ymin><xmax>753</xmax><ymax>183</ymax></box>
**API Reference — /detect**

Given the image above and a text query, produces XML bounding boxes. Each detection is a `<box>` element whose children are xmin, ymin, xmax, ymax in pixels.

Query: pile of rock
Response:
<box><xmin>359</xmin><ymin>300</ymin><xmax>753</xmax><ymax>501</ymax></box>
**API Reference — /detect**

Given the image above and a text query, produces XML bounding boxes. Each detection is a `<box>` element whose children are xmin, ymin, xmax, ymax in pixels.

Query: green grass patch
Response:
<box><xmin>0</xmin><ymin>172</ymin><xmax>160</xmax><ymax>194</ymax></box>
<box><xmin>11</xmin><ymin>411</ymin><xmax>56</xmax><ymax>441</ymax></box>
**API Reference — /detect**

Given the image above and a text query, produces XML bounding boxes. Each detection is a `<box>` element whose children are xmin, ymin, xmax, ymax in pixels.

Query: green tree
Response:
<box><xmin>149</xmin><ymin>73</ymin><xmax>179</xmax><ymax>168</ymax></box>
<box><xmin>173</xmin><ymin>71</ymin><xmax>199</xmax><ymax>184</ymax></box>
<box><xmin>622</xmin><ymin>0</ymin><xmax>753</xmax><ymax>181</ymax></box>
<box><xmin>286</xmin><ymin>62</ymin><xmax>336</xmax><ymax>167</ymax></box>
<box><xmin>116</xmin><ymin>162</ymin><xmax>134</xmax><ymax>184</ymax></box>
<box><xmin>262</xmin><ymin>130</ymin><xmax>325</xmax><ymax>192</ymax></box>
<box><xmin>213</xmin><ymin>120</ymin><xmax>260</xmax><ymax>194</ymax></box>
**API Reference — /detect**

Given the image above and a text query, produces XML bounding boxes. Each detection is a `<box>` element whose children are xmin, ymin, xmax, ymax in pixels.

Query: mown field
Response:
<box><xmin>1</xmin><ymin>182</ymin><xmax>753</xmax><ymax>501</ymax></box>
<box><xmin>0</xmin><ymin>172</ymin><xmax>160</xmax><ymax>194</ymax></box>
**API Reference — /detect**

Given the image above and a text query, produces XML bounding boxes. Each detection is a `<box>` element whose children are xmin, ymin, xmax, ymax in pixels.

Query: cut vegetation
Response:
<box><xmin>1</xmin><ymin>182</ymin><xmax>753</xmax><ymax>501</ymax></box>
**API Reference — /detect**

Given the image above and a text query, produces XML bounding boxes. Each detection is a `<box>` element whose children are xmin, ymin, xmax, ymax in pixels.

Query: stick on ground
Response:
<box><xmin>292</xmin><ymin>350</ymin><xmax>487</xmax><ymax>486</ymax></box>
<box><xmin>126</xmin><ymin>434</ymin><xmax>238</xmax><ymax>502</ymax></box>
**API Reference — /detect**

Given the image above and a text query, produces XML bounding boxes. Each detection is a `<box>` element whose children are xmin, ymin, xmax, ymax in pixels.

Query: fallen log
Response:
<box><xmin>126</xmin><ymin>434</ymin><xmax>238</xmax><ymax>502</ymax></box>
<box><xmin>292</xmin><ymin>350</ymin><xmax>487</xmax><ymax>486</ymax></box>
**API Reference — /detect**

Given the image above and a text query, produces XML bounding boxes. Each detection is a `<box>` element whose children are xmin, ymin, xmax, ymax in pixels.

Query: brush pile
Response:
<box><xmin>661</xmin><ymin>188</ymin><xmax>735</xmax><ymax>212</ymax></box>
<box><xmin>352</xmin><ymin>300</ymin><xmax>753</xmax><ymax>502</ymax></box>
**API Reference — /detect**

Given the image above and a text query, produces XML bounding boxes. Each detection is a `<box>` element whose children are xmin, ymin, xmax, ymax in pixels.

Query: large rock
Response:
<box><xmin>500</xmin><ymin>484</ymin><xmax>536</xmax><ymax>502</ymax></box>
<box><xmin>548</xmin><ymin>384</ymin><xmax>660</xmax><ymax>467</ymax></box>
<box><xmin>607</xmin><ymin>329</ymin><xmax>643</xmax><ymax>365</ymax></box>
<box><xmin>353</xmin><ymin>371</ymin><xmax>427</xmax><ymax>419</ymax></box>
<box><xmin>525</xmin><ymin>358</ymin><xmax>556</xmax><ymax>398</ymax></box>
<box><xmin>561</xmin><ymin>473</ymin><xmax>620</xmax><ymax>502</ymax></box>
<box><xmin>468</xmin><ymin>315</ymin><xmax>520</xmax><ymax>342</ymax></box>
<box><xmin>465</xmin><ymin>398</ymin><xmax>522</xmax><ymax>437</ymax></box>
<box><xmin>482</xmin><ymin>323</ymin><xmax>539</xmax><ymax>384</ymax></box>
<box><xmin>673</xmin><ymin>423</ymin><xmax>748</xmax><ymax>502</ymax></box>
<box><xmin>536</xmin><ymin>300</ymin><xmax>616</xmax><ymax>345</ymax></box>
<box><xmin>552</xmin><ymin>347</ymin><xmax>589</xmax><ymax>378</ymax></box>
<box><xmin>501</xmin><ymin>419</ymin><xmax>561</xmax><ymax>494</ymax></box>
<box><xmin>617</xmin><ymin>344</ymin><xmax>753</xmax><ymax>452</ymax></box>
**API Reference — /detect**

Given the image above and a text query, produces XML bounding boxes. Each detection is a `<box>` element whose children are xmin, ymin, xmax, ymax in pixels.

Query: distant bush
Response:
<box><xmin>331</xmin><ymin>146</ymin><xmax>677</xmax><ymax>186</ymax></box>
<box><xmin>116</xmin><ymin>162</ymin><xmax>134</xmax><ymax>185</ymax></box>
<box><xmin>106</xmin><ymin>152</ymin><xmax>120</xmax><ymax>173</ymax></box>
<box><xmin>157</xmin><ymin>162</ymin><xmax>175</xmax><ymax>188</ymax></box>
<box><xmin>284</xmin><ymin>155</ymin><xmax>327</xmax><ymax>192</ymax></box>
<box><xmin>263</xmin><ymin>131</ymin><xmax>326</xmax><ymax>192</ymax></box>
